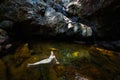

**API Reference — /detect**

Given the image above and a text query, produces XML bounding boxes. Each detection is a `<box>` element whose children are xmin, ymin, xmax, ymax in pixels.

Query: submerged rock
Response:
<box><xmin>0</xmin><ymin>60</ymin><xmax>7</xmax><ymax>80</ymax></box>
<box><xmin>3</xmin><ymin>55</ymin><xmax>41</xmax><ymax>80</ymax></box>
<box><xmin>74</xmin><ymin>73</ymin><xmax>89</xmax><ymax>80</ymax></box>
<box><xmin>14</xmin><ymin>43</ymin><xmax>32</xmax><ymax>66</ymax></box>
<box><xmin>1</xmin><ymin>41</ymin><xmax>120</xmax><ymax>80</ymax></box>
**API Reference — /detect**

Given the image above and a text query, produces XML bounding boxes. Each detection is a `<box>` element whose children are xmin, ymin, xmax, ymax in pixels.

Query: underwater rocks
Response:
<box><xmin>14</xmin><ymin>43</ymin><xmax>32</xmax><ymax>66</ymax></box>
<box><xmin>0</xmin><ymin>60</ymin><xmax>7</xmax><ymax>80</ymax></box>
<box><xmin>1</xmin><ymin>41</ymin><xmax>120</xmax><ymax>80</ymax></box>
<box><xmin>44</xmin><ymin>7</ymin><xmax>67</xmax><ymax>34</ymax></box>
<box><xmin>3</xmin><ymin>55</ymin><xmax>41</xmax><ymax>80</ymax></box>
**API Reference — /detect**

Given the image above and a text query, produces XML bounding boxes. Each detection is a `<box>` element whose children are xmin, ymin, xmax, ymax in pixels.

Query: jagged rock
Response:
<box><xmin>0</xmin><ymin>0</ymin><xmax>120</xmax><ymax>44</ymax></box>
<box><xmin>65</xmin><ymin>0</ymin><xmax>115</xmax><ymax>17</ymax></box>
<box><xmin>44</xmin><ymin>7</ymin><xmax>67</xmax><ymax>34</ymax></box>
<box><xmin>80</xmin><ymin>23</ymin><xmax>92</xmax><ymax>37</ymax></box>
<box><xmin>0</xmin><ymin>28</ymin><xmax>8</xmax><ymax>44</ymax></box>
<box><xmin>0</xmin><ymin>20</ymin><xmax>13</xmax><ymax>30</ymax></box>
<box><xmin>0</xmin><ymin>0</ymin><xmax>46</xmax><ymax>23</ymax></box>
<box><xmin>0</xmin><ymin>0</ymin><xmax>100</xmax><ymax>34</ymax></box>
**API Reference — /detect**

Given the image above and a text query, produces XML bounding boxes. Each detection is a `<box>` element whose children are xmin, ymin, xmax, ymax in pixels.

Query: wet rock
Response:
<box><xmin>66</xmin><ymin>0</ymin><xmax>114</xmax><ymax>17</ymax></box>
<box><xmin>0</xmin><ymin>60</ymin><xmax>7</xmax><ymax>80</ymax></box>
<box><xmin>96</xmin><ymin>40</ymin><xmax>120</xmax><ymax>51</ymax></box>
<box><xmin>0</xmin><ymin>0</ymin><xmax>46</xmax><ymax>23</ymax></box>
<box><xmin>0</xmin><ymin>0</ymin><xmax>119</xmax><ymax>42</ymax></box>
<box><xmin>2</xmin><ymin>41</ymin><xmax>120</xmax><ymax>80</ymax></box>
<box><xmin>111</xmin><ymin>41</ymin><xmax>120</xmax><ymax>49</ymax></box>
<box><xmin>88</xmin><ymin>0</ymin><xmax>120</xmax><ymax>40</ymax></box>
<box><xmin>0</xmin><ymin>20</ymin><xmax>13</xmax><ymax>30</ymax></box>
<box><xmin>44</xmin><ymin>7</ymin><xmax>67</xmax><ymax>34</ymax></box>
<box><xmin>65</xmin><ymin>21</ymin><xmax>93</xmax><ymax>38</ymax></box>
<box><xmin>0</xmin><ymin>28</ymin><xmax>13</xmax><ymax>57</ymax></box>
<box><xmin>5</xmin><ymin>53</ymin><xmax>62</xmax><ymax>80</ymax></box>
<box><xmin>0</xmin><ymin>28</ymin><xmax>8</xmax><ymax>44</ymax></box>
<box><xmin>74</xmin><ymin>73</ymin><xmax>88</xmax><ymax>80</ymax></box>
<box><xmin>3</xmin><ymin>55</ymin><xmax>41</xmax><ymax>80</ymax></box>
<box><xmin>80</xmin><ymin>23</ymin><xmax>92</xmax><ymax>37</ymax></box>
<box><xmin>14</xmin><ymin>43</ymin><xmax>32</xmax><ymax>66</ymax></box>
<box><xmin>57</xmin><ymin>65</ymin><xmax>90</xmax><ymax>80</ymax></box>
<box><xmin>66</xmin><ymin>0</ymin><xmax>82</xmax><ymax>16</ymax></box>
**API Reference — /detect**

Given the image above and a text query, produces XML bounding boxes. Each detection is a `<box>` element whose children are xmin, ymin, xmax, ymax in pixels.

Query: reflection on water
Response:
<box><xmin>0</xmin><ymin>41</ymin><xmax>120</xmax><ymax>80</ymax></box>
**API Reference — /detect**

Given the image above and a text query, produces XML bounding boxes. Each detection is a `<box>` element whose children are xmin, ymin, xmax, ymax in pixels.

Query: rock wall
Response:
<box><xmin>0</xmin><ymin>0</ymin><xmax>119</xmax><ymax>41</ymax></box>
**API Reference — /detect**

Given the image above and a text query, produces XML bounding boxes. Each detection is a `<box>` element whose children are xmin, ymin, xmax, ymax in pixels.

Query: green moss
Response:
<box><xmin>0</xmin><ymin>60</ymin><xmax>7</xmax><ymax>80</ymax></box>
<box><xmin>1</xmin><ymin>41</ymin><xmax>120</xmax><ymax>80</ymax></box>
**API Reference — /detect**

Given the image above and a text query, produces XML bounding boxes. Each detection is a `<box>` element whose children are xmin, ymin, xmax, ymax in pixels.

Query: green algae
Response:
<box><xmin>0</xmin><ymin>60</ymin><xmax>7</xmax><ymax>80</ymax></box>
<box><xmin>1</xmin><ymin>41</ymin><xmax>120</xmax><ymax>80</ymax></box>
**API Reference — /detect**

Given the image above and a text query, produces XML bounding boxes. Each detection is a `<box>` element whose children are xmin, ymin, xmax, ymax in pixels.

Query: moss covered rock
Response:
<box><xmin>0</xmin><ymin>59</ymin><xmax>7</xmax><ymax>80</ymax></box>
<box><xmin>14</xmin><ymin>43</ymin><xmax>32</xmax><ymax>66</ymax></box>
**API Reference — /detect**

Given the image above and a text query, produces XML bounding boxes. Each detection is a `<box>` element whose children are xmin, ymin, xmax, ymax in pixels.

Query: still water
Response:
<box><xmin>0</xmin><ymin>41</ymin><xmax>120</xmax><ymax>80</ymax></box>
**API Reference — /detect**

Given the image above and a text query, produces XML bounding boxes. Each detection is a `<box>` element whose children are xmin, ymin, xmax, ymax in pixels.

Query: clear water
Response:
<box><xmin>0</xmin><ymin>41</ymin><xmax>120</xmax><ymax>80</ymax></box>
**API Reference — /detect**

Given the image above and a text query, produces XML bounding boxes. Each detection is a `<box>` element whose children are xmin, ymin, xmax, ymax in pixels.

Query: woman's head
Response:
<box><xmin>50</xmin><ymin>51</ymin><xmax>54</xmax><ymax>55</ymax></box>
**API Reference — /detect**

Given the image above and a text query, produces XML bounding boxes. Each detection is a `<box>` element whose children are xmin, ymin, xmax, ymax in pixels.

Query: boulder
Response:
<box><xmin>0</xmin><ymin>0</ymin><xmax>120</xmax><ymax>45</ymax></box>
<box><xmin>14</xmin><ymin>43</ymin><xmax>32</xmax><ymax>66</ymax></box>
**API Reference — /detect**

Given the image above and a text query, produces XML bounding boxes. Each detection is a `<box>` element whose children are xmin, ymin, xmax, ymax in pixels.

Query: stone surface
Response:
<box><xmin>0</xmin><ymin>0</ymin><xmax>116</xmax><ymax>38</ymax></box>
<box><xmin>0</xmin><ymin>0</ymin><xmax>120</xmax><ymax>50</ymax></box>
<box><xmin>66</xmin><ymin>0</ymin><xmax>115</xmax><ymax>17</ymax></box>
<box><xmin>1</xmin><ymin>41</ymin><xmax>120</xmax><ymax>80</ymax></box>
<box><xmin>0</xmin><ymin>60</ymin><xmax>7</xmax><ymax>80</ymax></box>
<box><xmin>0</xmin><ymin>20</ymin><xmax>13</xmax><ymax>30</ymax></box>
<box><xmin>96</xmin><ymin>40</ymin><xmax>120</xmax><ymax>51</ymax></box>
<box><xmin>0</xmin><ymin>28</ymin><xmax>12</xmax><ymax>57</ymax></box>
<box><xmin>0</xmin><ymin>28</ymin><xmax>8</xmax><ymax>44</ymax></box>
<box><xmin>14</xmin><ymin>43</ymin><xmax>32</xmax><ymax>66</ymax></box>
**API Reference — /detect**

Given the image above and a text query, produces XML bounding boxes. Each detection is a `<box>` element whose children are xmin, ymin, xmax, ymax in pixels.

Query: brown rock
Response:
<box><xmin>14</xmin><ymin>43</ymin><xmax>31</xmax><ymax>65</ymax></box>
<box><xmin>0</xmin><ymin>60</ymin><xmax>7</xmax><ymax>80</ymax></box>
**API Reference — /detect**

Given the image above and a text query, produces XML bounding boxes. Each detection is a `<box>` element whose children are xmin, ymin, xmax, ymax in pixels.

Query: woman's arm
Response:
<box><xmin>54</xmin><ymin>57</ymin><xmax>60</xmax><ymax>64</ymax></box>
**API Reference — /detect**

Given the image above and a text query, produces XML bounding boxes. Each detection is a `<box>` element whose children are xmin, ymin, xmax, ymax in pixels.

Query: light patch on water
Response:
<box><xmin>72</xmin><ymin>51</ymin><xmax>79</xmax><ymax>57</ymax></box>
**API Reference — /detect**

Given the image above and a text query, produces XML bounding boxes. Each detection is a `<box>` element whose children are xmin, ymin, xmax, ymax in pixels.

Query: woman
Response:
<box><xmin>27</xmin><ymin>51</ymin><xmax>59</xmax><ymax>67</ymax></box>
